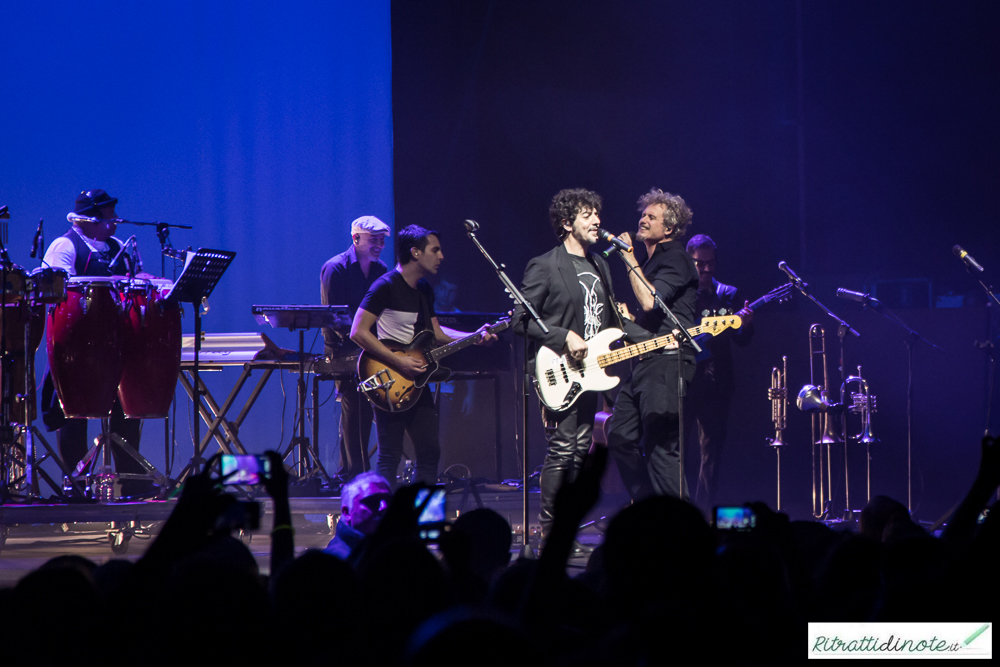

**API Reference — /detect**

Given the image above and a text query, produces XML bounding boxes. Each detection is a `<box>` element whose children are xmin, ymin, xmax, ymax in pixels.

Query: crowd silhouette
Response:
<box><xmin>4</xmin><ymin>436</ymin><xmax>997</xmax><ymax>666</ymax></box>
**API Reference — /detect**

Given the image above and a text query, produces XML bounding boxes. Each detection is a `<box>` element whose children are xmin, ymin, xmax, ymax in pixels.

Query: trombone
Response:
<box><xmin>803</xmin><ymin>324</ymin><xmax>839</xmax><ymax>518</ymax></box>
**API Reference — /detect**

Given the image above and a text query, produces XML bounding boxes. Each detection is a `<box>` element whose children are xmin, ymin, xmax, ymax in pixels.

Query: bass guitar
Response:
<box><xmin>358</xmin><ymin>316</ymin><xmax>510</xmax><ymax>412</ymax></box>
<box><xmin>534</xmin><ymin>314</ymin><xmax>741</xmax><ymax>411</ymax></box>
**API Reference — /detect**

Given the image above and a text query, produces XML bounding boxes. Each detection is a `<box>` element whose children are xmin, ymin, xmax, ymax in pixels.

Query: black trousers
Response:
<box><xmin>686</xmin><ymin>375</ymin><xmax>733</xmax><ymax>507</ymax></box>
<box><xmin>607</xmin><ymin>354</ymin><xmax>696</xmax><ymax>501</ymax></box>
<box><xmin>538</xmin><ymin>391</ymin><xmax>598</xmax><ymax>535</ymax></box>
<box><xmin>335</xmin><ymin>374</ymin><xmax>374</xmax><ymax>479</ymax></box>
<box><xmin>374</xmin><ymin>390</ymin><xmax>440</xmax><ymax>487</ymax></box>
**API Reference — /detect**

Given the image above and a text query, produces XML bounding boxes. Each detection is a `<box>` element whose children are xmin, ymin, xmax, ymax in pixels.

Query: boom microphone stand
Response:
<box><xmin>780</xmin><ymin>261</ymin><xmax>859</xmax><ymax>519</ymax></box>
<box><xmin>464</xmin><ymin>220</ymin><xmax>548</xmax><ymax>558</ymax></box>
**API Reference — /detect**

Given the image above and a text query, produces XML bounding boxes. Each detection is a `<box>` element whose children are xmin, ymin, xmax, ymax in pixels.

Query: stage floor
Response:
<box><xmin>0</xmin><ymin>490</ymin><xmax>607</xmax><ymax>586</ymax></box>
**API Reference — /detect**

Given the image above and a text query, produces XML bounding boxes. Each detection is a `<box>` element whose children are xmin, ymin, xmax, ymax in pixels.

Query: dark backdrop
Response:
<box><xmin>391</xmin><ymin>0</ymin><xmax>999</xmax><ymax>520</ymax></box>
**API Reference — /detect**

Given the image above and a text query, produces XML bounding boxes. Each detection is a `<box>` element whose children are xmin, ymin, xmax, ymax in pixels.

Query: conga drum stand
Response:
<box><xmin>67</xmin><ymin>418</ymin><xmax>168</xmax><ymax>500</ymax></box>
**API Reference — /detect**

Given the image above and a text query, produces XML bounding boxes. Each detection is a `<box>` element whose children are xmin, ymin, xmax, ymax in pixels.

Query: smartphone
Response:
<box><xmin>219</xmin><ymin>454</ymin><xmax>272</xmax><ymax>485</ymax></box>
<box><xmin>714</xmin><ymin>506</ymin><xmax>756</xmax><ymax>531</ymax></box>
<box><xmin>415</xmin><ymin>487</ymin><xmax>447</xmax><ymax>540</ymax></box>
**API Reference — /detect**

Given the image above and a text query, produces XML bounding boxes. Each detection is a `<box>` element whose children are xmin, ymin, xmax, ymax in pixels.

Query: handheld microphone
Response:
<box><xmin>599</xmin><ymin>229</ymin><xmax>632</xmax><ymax>258</ymax></box>
<box><xmin>953</xmin><ymin>245</ymin><xmax>984</xmax><ymax>273</ymax></box>
<box><xmin>30</xmin><ymin>218</ymin><xmax>43</xmax><ymax>258</ymax></box>
<box><xmin>464</xmin><ymin>219</ymin><xmax>480</xmax><ymax>232</ymax></box>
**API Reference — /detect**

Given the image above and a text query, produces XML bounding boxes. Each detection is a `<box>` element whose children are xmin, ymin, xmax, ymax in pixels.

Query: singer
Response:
<box><xmin>512</xmin><ymin>188</ymin><xmax>648</xmax><ymax>557</ymax></box>
<box><xmin>606</xmin><ymin>188</ymin><xmax>699</xmax><ymax>501</ymax></box>
<box><xmin>39</xmin><ymin>189</ymin><xmax>152</xmax><ymax>497</ymax></box>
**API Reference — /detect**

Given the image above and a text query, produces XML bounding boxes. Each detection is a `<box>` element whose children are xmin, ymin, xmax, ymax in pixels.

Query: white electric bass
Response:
<box><xmin>533</xmin><ymin>314</ymin><xmax>741</xmax><ymax>411</ymax></box>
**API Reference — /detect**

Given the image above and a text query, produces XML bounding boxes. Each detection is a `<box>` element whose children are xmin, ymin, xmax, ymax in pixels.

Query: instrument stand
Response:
<box><xmin>464</xmin><ymin>223</ymin><xmax>547</xmax><ymax>559</ymax></box>
<box><xmin>281</xmin><ymin>328</ymin><xmax>331</xmax><ymax>486</ymax></box>
<box><xmin>169</xmin><ymin>249</ymin><xmax>235</xmax><ymax>480</ymax></box>
<box><xmin>65</xmin><ymin>418</ymin><xmax>168</xmax><ymax>500</ymax></box>
<box><xmin>780</xmin><ymin>261</ymin><xmax>859</xmax><ymax>520</ymax></box>
<box><xmin>252</xmin><ymin>306</ymin><xmax>350</xmax><ymax>490</ymax></box>
<box><xmin>0</xmin><ymin>237</ymin><xmax>21</xmax><ymax>504</ymax></box>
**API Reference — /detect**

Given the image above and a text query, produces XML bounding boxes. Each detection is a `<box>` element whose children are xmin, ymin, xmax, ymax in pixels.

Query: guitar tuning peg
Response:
<box><xmin>701</xmin><ymin>309</ymin><xmax>711</xmax><ymax>318</ymax></box>
<box><xmin>718</xmin><ymin>308</ymin><xmax>729</xmax><ymax>316</ymax></box>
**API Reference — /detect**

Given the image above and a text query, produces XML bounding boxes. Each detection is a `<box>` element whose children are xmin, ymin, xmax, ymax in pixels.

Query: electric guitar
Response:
<box><xmin>534</xmin><ymin>314</ymin><xmax>741</xmax><ymax>411</ymax></box>
<box><xmin>358</xmin><ymin>316</ymin><xmax>510</xmax><ymax>412</ymax></box>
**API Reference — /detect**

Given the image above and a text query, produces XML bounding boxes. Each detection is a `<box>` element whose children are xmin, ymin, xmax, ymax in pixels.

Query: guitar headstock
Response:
<box><xmin>699</xmin><ymin>314</ymin><xmax>742</xmax><ymax>334</ymax></box>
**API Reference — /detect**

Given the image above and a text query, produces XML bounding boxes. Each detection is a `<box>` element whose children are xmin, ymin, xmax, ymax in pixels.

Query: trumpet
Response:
<box><xmin>767</xmin><ymin>356</ymin><xmax>789</xmax><ymax>447</ymax></box>
<box><xmin>843</xmin><ymin>367</ymin><xmax>878</xmax><ymax>504</ymax></box>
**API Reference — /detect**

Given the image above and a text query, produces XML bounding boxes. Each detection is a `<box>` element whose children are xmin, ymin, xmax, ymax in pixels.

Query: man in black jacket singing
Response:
<box><xmin>514</xmin><ymin>188</ymin><xmax>648</xmax><ymax>550</ymax></box>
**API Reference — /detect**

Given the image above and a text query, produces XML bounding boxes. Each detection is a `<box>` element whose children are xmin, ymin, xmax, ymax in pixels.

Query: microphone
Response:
<box><xmin>953</xmin><ymin>245</ymin><xmax>984</xmax><ymax>273</ymax></box>
<box><xmin>598</xmin><ymin>229</ymin><xmax>632</xmax><ymax>258</ymax></box>
<box><xmin>30</xmin><ymin>218</ymin><xmax>43</xmax><ymax>258</ymax></box>
<box><xmin>0</xmin><ymin>205</ymin><xmax>9</xmax><ymax>219</ymax></box>
<box><xmin>67</xmin><ymin>212</ymin><xmax>98</xmax><ymax>224</ymax></box>
<box><xmin>836</xmin><ymin>288</ymin><xmax>880</xmax><ymax>307</ymax></box>
<box><xmin>778</xmin><ymin>261</ymin><xmax>808</xmax><ymax>289</ymax></box>
<box><xmin>464</xmin><ymin>219</ymin><xmax>480</xmax><ymax>232</ymax></box>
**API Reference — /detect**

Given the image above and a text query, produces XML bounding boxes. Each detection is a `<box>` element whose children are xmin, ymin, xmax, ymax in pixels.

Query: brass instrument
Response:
<box><xmin>767</xmin><ymin>356</ymin><xmax>789</xmax><ymax>447</ymax></box>
<box><xmin>842</xmin><ymin>367</ymin><xmax>878</xmax><ymax>502</ymax></box>
<box><xmin>801</xmin><ymin>324</ymin><xmax>839</xmax><ymax>518</ymax></box>
<box><xmin>767</xmin><ymin>356</ymin><xmax>789</xmax><ymax>510</ymax></box>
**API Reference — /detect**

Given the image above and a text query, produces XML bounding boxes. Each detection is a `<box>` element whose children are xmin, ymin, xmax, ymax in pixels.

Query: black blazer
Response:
<box><xmin>513</xmin><ymin>243</ymin><xmax>649</xmax><ymax>360</ymax></box>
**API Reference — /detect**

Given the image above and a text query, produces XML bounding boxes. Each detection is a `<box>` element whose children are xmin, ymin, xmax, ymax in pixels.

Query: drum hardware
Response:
<box><xmin>63</xmin><ymin>418</ymin><xmax>168</xmax><ymax>501</ymax></box>
<box><xmin>766</xmin><ymin>356</ymin><xmax>789</xmax><ymax>510</ymax></box>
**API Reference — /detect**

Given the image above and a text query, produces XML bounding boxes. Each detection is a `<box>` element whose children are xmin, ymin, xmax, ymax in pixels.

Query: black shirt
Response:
<box><xmin>636</xmin><ymin>239</ymin><xmax>698</xmax><ymax>336</ymax></box>
<box><xmin>320</xmin><ymin>245</ymin><xmax>388</xmax><ymax>352</ymax></box>
<box><xmin>359</xmin><ymin>270</ymin><xmax>436</xmax><ymax>344</ymax></box>
<box><xmin>570</xmin><ymin>254</ymin><xmax>610</xmax><ymax>341</ymax></box>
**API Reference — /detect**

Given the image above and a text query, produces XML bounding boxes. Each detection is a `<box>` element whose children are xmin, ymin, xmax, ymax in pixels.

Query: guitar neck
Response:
<box><xmin>596</xmin><ymin>325</ymin><xmax>701</xmax><ymax>368</ymax></box>
<box><xmin>428</xmin><ymin>321</ymin><xmax>509</xmax><ymax>363</ymax></box>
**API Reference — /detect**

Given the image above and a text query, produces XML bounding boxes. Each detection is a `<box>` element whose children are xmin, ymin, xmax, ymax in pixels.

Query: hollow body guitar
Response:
<box><xmin>534</xmin><ymin>314</ymin><xmax>741</xmax><ymax>411</ymax></box>
<box><xmin>358</xmin><ymin>317</ymin><xmax>510</xmax><ymax>412</ymax></box>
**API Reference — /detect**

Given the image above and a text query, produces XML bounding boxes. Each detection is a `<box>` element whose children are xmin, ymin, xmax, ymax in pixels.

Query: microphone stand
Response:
<box><xmin>781</xmin><ymin>261</ymin><xmax>859</xmax><ymax>520</ymax></box>
<box><xmin>611</xmin><ymin>245</ymin><xmax>702</xmax><ymax>499</ymax></box>
<box><xmin>0</xmin><ymin>229</ymin><xmax>17</xmax><ymax>503</ymax></box>
<box><xmin>849</xmin><ymin>293</ymin><xmax>943</xmax><ymax>515</ymax></box>
<box><xmin>464</xmin><ymin>221</ymin><xmax>548</xmax><ymax>558</ymax></box>
<box><xmin>960</xmin><ymin>264</ymin><xmax>1000</xmax><ymax>440</ymax></box>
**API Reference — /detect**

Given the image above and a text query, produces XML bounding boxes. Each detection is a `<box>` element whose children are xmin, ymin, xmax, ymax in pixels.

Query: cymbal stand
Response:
<box><xmin>0</xmin><ymin>225</ymin><xmax>20</xmax><ymax>503</ymax></box>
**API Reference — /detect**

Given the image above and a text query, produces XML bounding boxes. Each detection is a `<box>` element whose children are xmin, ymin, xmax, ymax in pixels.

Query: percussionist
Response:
<box><xmin>40</xmin><ymin>189</ymin><xmax>153</xmax><ymax>498</ymax></box>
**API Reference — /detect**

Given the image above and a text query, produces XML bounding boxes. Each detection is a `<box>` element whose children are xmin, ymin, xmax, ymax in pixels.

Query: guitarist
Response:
<box><xmin>350</xmin><ymin>225</ymin><xmax>496</xmax><ymax>487</ymax></box>
<box><xmin>686</xmin><ymin>234</ymin><xmax>755</xmax><ymax>507</ymax></box>
<box><xmin>514</xmin><ymin>188</ymin><xmax>648</xmax><ymax>552</ymax></box>
<box><xmin>607</xmin><ymin>188</ymin><xmax>699</xmax><ymax>502</ymax></box>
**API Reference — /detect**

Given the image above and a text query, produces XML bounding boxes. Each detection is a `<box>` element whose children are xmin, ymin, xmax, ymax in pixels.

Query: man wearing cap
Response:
<box><xmin>40</xmin><ymin>189</ymin><xmax>148</xmax><ymax>496</ymax></box>
<box><xmin>320</xmin><ymin>216</ymin><xmax>390</xmax><ymax>483</ymax></box>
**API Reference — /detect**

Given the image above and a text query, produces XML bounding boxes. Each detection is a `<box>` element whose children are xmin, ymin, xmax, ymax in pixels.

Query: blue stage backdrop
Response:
<box><xmin>0</xmin><ymin>1</ymin><xmax>393</xmax><ymax>482</ymax></box>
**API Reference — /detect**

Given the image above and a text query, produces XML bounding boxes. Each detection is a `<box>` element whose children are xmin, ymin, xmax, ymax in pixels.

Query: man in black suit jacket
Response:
<box><xmin>514</xmin><ymin>188</ymin><xmax>648</xmax><ymax>547</ymax></box>
<box><xmin>686</xmin><ymin>234</ymin><xmax>754</xmax><ymax>506</ymax></box>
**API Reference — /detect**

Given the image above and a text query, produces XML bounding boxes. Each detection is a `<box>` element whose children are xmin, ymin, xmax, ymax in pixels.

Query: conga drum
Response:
<box><xmin>117</xmin><ymin>278</ymin><xmax>182</xmax><ymax>419</ymax></box>
<box><xmin>46</xmin><ymin>277</ymin><xmax>124</xmax><ymax>418</ymax></box>
<box><xmin>2</xmin><ymin>266</ymin><xmax>28</xmax><ymax>303</ymax></box>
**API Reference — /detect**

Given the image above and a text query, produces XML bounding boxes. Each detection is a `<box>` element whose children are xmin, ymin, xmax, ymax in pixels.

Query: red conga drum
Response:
<box><xmin>117</xmin><ymin>278</ymin><xmax>182</xmax><ymax>419</ymax></box>
<box><xmin>46</xmin><ymin>277</ymin><xmax>124</xmax><ymax>418</ymax></box>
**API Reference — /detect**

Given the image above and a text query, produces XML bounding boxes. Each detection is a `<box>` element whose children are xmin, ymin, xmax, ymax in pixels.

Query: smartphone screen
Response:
<box><xmin>219</xmin><ymin>454</ymin><xmax>272</xmax><ymax>485</ymax></box>
<box><xmin>415</xmin><ymin>487</ymin><xmax>447</xmax><ymax>525</ymax></box>
<box><xmin>714</xmin><ymin>506</ymin><xmax>756</xmax><ymax>531</ymax></box>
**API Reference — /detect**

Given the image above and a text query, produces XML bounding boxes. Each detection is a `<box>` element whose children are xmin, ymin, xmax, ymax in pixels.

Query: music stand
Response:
<box><xmin>169</xmin><ymin>249</ymin><xmax>236</xmax><ymax>480</ymax></box>
<box><xmin>252</xmin><ymin>305</ymin><xmax>350</xmax><ymax>487</ymax></box>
